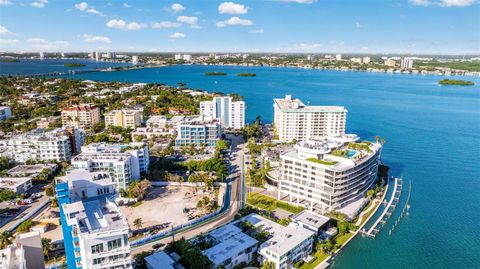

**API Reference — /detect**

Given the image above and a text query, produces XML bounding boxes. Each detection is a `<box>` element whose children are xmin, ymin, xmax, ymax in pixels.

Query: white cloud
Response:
<box><xmin>409</xmin><ymin>0</ymin><xmax>475</xmax><ymax>6</ymax></box>
<box><xmin>409</xmin><ymin>0</ymin><xmax>431</xmax><ymax>5</ymax></box>
<box><xmin>216</xmin><ymin>16</ymin><xmax>253</xmax><ymax>27</ymax></box>
<box><xmin>30</xmin><ymin>0</ymin><xmax>47</xmax><ymax>8</ymax></box>
<box><xmin>177</xmin><ymin>16</ymin><xmax>198</xmax><ymax>25</ymax></box>
<box><xmin>74</xmin><ymin>2</ymin><xmax>88</xmax><ymax>10</ymax></box>
<box><xmin>0</xmin><ymin>25</ymin><xmax>14</xmax><ymax>35</ymax></box>
<box><xmin>0</xmin><ymin>39</ymin><xmax>18</xmax><ymax>44</ymax></box>
<box><xmin>168</xmin><ymin>32</ymin><xmax>186</xmax><ymax>39</ymax></box>
<box><xmin>123</xmin><ymin>3</ymin><xmax>131</xmax><ymax>8</ymax></box>
<box><xmin>218</xmin><ymin>2</ymin><xmax>249</xmax><ymax>14</ymax></box>
<box><xmin>440</xmin><ymin>0</ymin><xmax>475</xmax><ymax>6</ymax></box>
<box><xmin>27</xmin><ymin>37</ymin><xmax>70</xmax><ymax>50</ymax></box>
<box><xmin>74</xmin><ymin>2</ymin><xmax>104</xmax><ymax>16</ymax></box>
<box><xmin>82</xmin><ymin>34</ymin><xmax>111</xmax><ymax>43</ymax></box>
<box><xmin>295</xmin><ymin>42</ymin><xmax>321</xmax><ymax>50</ymax></box>
<box><xmin>106</xmin><ymin>19</ymin><xmax>147</xmax><ymax>30</ymax></box>
<box><xmin>151</xmin><ymin>21</ymin><xmax>181</xmax><ymax>28</ymax></box>
<box><xmin>273</xmin><ymin>0</ymin><xmax>315</xmax><ymax>3</ymax></box>
<box><xmin>0</xmin><ymin>0</ymin><xmax>13</xmax><ymax>6</ymax></box>
<box><xmin>171</xmin><ymin>3</ymin><xmax>185</xmax><ymax>13</ymax></box>
<box><xmin>355</xmin><ymin>22</ymin><xmax>362</xmax><ymax>28</ymax></box>
<box><xmin>250</xmin><ymin>29</ymin><xmax>264</xmax><ymax>33</ymax></box>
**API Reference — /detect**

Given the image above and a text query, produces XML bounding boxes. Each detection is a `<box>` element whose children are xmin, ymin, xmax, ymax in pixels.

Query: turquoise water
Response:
<box><xmin>4</xmin><ymin>63</ymin><xmax>480</xmax><ymax>268</ymax></box>
<box><xmin>347</xmin><ymin>149</ymin><xmax>357</xmax><ymax>158</ymax></box>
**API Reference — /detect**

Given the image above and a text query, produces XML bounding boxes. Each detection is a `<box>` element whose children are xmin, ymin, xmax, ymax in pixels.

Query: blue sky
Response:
<box><xmin>0</xmin><ymin>0</ymin><xmax>478</xmax><ymax>54</ymax></box>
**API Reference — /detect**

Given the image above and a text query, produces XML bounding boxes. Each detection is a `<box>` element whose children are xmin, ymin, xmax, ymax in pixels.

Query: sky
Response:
<box><xmin>0</xmin><ymin>0</ymin><xmax>479</xmax><ymax>54</ymax></box>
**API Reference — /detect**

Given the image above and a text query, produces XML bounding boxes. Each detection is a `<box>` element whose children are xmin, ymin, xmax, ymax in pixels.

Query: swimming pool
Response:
<box><xmin>347</xmin><ymin>150</ymin><xmax>357</xmax><ymax>158</ymax></box>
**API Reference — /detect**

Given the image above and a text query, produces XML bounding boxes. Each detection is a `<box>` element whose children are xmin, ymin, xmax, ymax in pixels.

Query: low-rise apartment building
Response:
<box><xmin>6</xmin><ymin>127</ymin><xmax>85</xmax><ymax>163</ymax></box>
<box><xmin>0</xmin><ymin>231</ymin><xmax>45</xmax><ymax>269</ymax></box>
<box><xmin>273</xmin><ymin>95</ymin><xmax>347</xmax><ymax>142</ymax></box>
<box><xmin>56</xmin><ymin>170</ymin><xmax>132</xmax><ymax>269</ymax></box>
<box><xmin>0</xmin><ymin>177</ymin><xmax>32</xmax><ymax>194</ymax></box>
<box><xmin>175</xmin><ymin>116</ymin><xmax>221</xmax><ymax>148</ymax></box>
<box><xmin>104</xmin><ymin>109</ymin><xmax>143</xmax><ymax>129</ymax></box>
<box><xmin>61</xmin><ymin>104</ymin><xmax>100</xmax><ymax>129</ymax></box>
<box><xmin>71</xmin><ymin>142</ymin><xmax>149</xmax><ymax>190</ymax></box>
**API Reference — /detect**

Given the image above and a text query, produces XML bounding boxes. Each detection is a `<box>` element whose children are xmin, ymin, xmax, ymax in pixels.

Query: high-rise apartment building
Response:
<box><xmin>400</xmin><ymin>57</ymin><xmax>414</xmax><ymax>69</ymax></box>
<box><xmin>273</xmin><ymin>95</ymin><xmax>347</xmax><ymax>142</ymax></box>
<box><xmin>56</xmin><ymin>170</ymin><xmax>132</xmax><ymax>269</ymax></box>
<box><xmin>200</xmin><ymin>96</ymin><xmax>245</xmax><ymax>129</ymax></box>
<box><xmin>61</xmin><ymin>104</ymin><xmax>100</xmax><ymax>130</ymax></box>
<box><xmin>104</xmin><ymin>109</ymin><xmax>143</xmax><ymax>129</ymax></box>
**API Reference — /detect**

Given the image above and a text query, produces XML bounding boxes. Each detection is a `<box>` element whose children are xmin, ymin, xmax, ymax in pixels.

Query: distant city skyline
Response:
<box><xmin>0</xmin><ymin>0</ymin><xmax>479</xmax><ymax>54</ymax></box>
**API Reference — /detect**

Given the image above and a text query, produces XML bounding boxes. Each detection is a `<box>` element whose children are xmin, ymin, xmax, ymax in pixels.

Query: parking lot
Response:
<box><xmin>121</xmin><ymin>186</ymin><xmax>218</xmax><ymax>231</ymax></box>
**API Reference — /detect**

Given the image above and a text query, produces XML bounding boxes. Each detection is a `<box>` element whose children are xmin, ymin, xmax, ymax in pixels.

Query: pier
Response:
<box><xmin>361</xmin><ymin>177</ymin><xmax>403</xmax><ymax>238</ymax></box>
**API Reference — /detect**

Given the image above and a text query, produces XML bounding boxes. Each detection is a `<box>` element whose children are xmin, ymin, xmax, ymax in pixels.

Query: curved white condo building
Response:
<box><xmin>278</xmin><ymin>135</ymin><xmax>382</xmax><ymax>219</ymax></box>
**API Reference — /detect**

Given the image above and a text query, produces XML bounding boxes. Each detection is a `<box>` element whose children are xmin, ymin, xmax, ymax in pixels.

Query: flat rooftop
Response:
<box><xmin>0</xmin><ymin>177</ymin><xmax>32</xmax><ymax>188</ymax></box>
<box><xmin>292</xmin><ymin>211</ymin><xmax>331</xmax><ymax>230</ymax></box>
<box><xmin>7</xmin><ymin>164</ymin><xmax>56</xmax><ymax>176</ymax></box>
<box><xmin>145</xmin><ymin>251</ymin><xmax>178</xmax><ymax>269</ymax></box>
<box><xmin>260</xmin><ymin>224</ymin><xmax>314</xmax><ymax>256</ymax></box>
<box><xmin>238</xmin><ymin>214</ymin><xmax>284</xmax><ymax>236</ymax></box>
<box><xmin>274</xmin><ymin>95</ymin><xmax>346</xmax><ymax>113</ymax></box>
<box><xmin>203</xmin><ymin>224</ymin><xmax>258</xmax><ymax>265</ymax></box>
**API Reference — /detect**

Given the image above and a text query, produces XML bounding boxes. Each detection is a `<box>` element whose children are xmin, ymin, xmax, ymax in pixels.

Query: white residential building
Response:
<box><xmin>7</xmin><ymin>127</ymin><xmax>85</xmax><ymax>163</ymax></box>
<box><xmin>200</xmin><ymin>96</ymin><xmax>245</xmax><ymax>129</ymax></box>
<box><xmin>278</xmin><ymin>135</ymin><xmax>382</xmax><ymax>219</ymax></box>
<box><xmin>384</xmin><ymin>59</ymin><xmax>396</xmax><ymax>67</ymax></box>
<box><xmin>56</xmin><ymin>170</ymin><xmax>132</xmax><ymax>269</ymax></box>
<box><xmin>0</xmin><ymin>177</ymin><xmax>32</xmax><ymax>195</ymax></box>
<box><xmin>362</xmin><ymin>56</ymin><xmax>371</xmax><ymax>64</ymax></box>
<box><xmin>174</xmin><ymin>54</ymin><xmax>182</xmax><ymax>60</ymax></box>
<box><xmin>0</xmin><ymin>106</ymin><xmax>12</xmax><ymax>120</ymax></box>
<box><xmin>273</xmin><ymin>95</ymin><xmax>347</xmax><ymax>142</ymax></box>
<box><xmin>258</xmin><ymin>224</ymin><xmax>314</xmax><ymax>269</ymax></box>
<box><xmin>132</xmin><ymin>55</ymin><xmax>139</xmax><ymax>64</ymax></box>
<box><xmin>202</xmin><ymin>222</ymin><xmax>258</xmax><ymax>269</ymax></box>
<box><xmin>61</xmin><ymin>104</ymin><xmax>101</xmax><ymax>129</ymax></box>
<box><xmin>400</xmin><ymin>57</ymin><xmax>414</xmax><ymax>69</ymax></box>
<box><xmin>0</xmin><ymin>231</ymin><xmax>45</xmax><ymax>269</ymax></box>
<box><xmin>71</xmin><ymin>142</ymin><xmax>149</xmax><ymax>190</ymax></box>
<box><xmin>335</xmin><ymin>54</ymin><xmax>342</xmax><ymax>60</ymax></box>
<box><xmin>104</xmin><ymin>109</ymin><xmax>143</xmax><ymax>129</ymax></box>
<box><xmin>183</xmin><ymin>54</ymin><xmax>192</xmax><ymax>61</ymax></box>
<box><xmin>175</xmin><ymin>116</ymin><xmax>221</xmax><ymax>148</ymax></box>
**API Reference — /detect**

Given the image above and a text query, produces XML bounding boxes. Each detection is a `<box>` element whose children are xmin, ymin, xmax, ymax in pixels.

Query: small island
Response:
<box><xmin>0</xmin><ymin>59</ymin><xmax>20</xmax><ymax>63</ymax></box>
<box><xmin>438</xmin><ymin>79</ymin><xmax>474</xmax><ymax>86</ymax></box>
<box><xmin>237</xmin><ymin>73</ymin><xmax>256</xmax><ymax>77</ymax></box>
<box><xmin>64</xmin><ymin>63</ymin><xmax>86</xmax><ymax>67</ymax></box>
<box><xmin>205</xmin><ymin>71</ymin><xmax>227</xmax><ymax>76</ymax></box>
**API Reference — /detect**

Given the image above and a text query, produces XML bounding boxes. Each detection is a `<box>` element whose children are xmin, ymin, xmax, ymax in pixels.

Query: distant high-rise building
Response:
<box><xmin>350</xmin><ymin>57</ymin><xmax>362</xmax><ymax>63</ymax></box>
<box><xmin>61</xmin><ymin>52</ymin><xmax>65</xmax><ymax>58</ymax></box>
<box><xmin>400</xmin><ymin>57</ymin><xmax>414</xmax><ymax>69</ymax></box>
<box><xmin>182</xmin><ymin>54</ymin><xmax>192</xmax><ymax>61</ymax></box>
<box><xmin>90</xmin><ymin>52</ymin><xmax>95</xmax><ymax>60</ymax></box>
<box><xmin>362</xmin><ymin>56</ymin><xmax>371</xmax><ymax>64</ymax></box>
<box><xmin>95</xmin><ymin>51</ymin><xmax>100</xmax><ymax>61</ymax></box>
<box><xmin>307</xmin><ymin>55</ymin><xmax>313</xmax><ymax>61</ymax></box>
<box><xmin>104</xmin><ymin>109</ymin><xmax>143</xmax><ymax>129</ymax></box>
<box><xmin>384</xmin><ymin>58</ymin><xmax>396</xmax><ymax>67</ymax></box>
<box><xmin>335</xmin><ymin>53</ymin><xmax>342</xmax><ymax>60</ymax></box>
<box><xmin>132</xmin><ymin>55</ymin><xmax>139</xmax><ymax>64</ymax></box>
<box><xmin>200</xmin><ymin>96</ymin><xmax>245</xmax><ymax>130</ymax></box>
<box><xmin>61</xmin><ymin>104</ymin><xmax>100</xmax><ymax>129</ymax></box>
<box><xmin>39</xmin><ymin>52</ymin><xmax>45</xmax><ymax>59</ymax></box>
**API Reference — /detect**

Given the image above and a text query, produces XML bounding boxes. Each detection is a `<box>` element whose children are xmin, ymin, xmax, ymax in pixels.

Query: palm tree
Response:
<box><xmin>375</xmin><ymin>135</ymin><xmax>380</xmax><ymax>143</ymax></box>
<box><xmin>0</xmin><ymin>231</ymin><xmax>12</xmax><ymax>248</ymax></box>
<box><xmin>381</xmin><ymin>138</ymin><xmax>386</xmax><ymax>145</ymax></box>
<box><xmin>42</xmin><ymin>238</ymin><xmax>52</xmax><ymax>261</ymax></box>
<box><xmin>133</xmin><ymin>218</ymin><xmax>143</xmax><ymax>230</ymax></box>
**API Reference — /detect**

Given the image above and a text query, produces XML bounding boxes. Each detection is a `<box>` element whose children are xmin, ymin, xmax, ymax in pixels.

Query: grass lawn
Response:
<box><xmin>299</xmin><ymin>251</ymin><xmax>329</xmax><ymax>269</ymax></box>
<box><xmin>247</xmin><ymin>193</ymin><xmax>304</xmax><ymax>214</ymax></box>
<box><xmin>334</xmin><ymin>232</ymin><xmax>354</xmax><ymax>247</ymax></box>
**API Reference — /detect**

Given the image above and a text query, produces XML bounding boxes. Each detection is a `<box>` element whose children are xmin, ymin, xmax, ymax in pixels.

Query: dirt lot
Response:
<box><xmin>121</xmin><ymin>186</ymin><xmax>217</xmax><ymax>230</ymax></box>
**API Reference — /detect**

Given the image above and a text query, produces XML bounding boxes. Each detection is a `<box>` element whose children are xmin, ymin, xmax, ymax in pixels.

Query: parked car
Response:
<box><xmin>152</xmin><ymin>243</ymin><xmax>165</xmax><ymax>249</ymax></box>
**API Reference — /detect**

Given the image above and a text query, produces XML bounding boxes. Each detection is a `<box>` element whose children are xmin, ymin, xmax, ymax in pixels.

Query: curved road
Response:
<box><xmin>131</xmin><ymin>134</ymin><xmax>245</xmax><ymax>254</ymax></box>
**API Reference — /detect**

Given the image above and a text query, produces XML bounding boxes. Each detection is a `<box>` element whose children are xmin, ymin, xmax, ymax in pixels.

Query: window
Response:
<box><xmin>107</xmin><ymin>238</ymin><xmax>122</xmax><ymax>251</ymax></box>
<box><xmin>91</xmin><ymin>243</ymin><xmax>103</xmax><ymax>254</ymax></box>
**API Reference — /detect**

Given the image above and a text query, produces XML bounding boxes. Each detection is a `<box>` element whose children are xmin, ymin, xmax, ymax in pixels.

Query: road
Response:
<box><xmin>131</xmin><ymin>134</ymin><xmax>245</xmax><ymax>254</ymax></box>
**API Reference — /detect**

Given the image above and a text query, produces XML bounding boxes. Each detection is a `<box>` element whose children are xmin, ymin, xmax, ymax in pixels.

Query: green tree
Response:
<box><xmin>260</xmin><ymin>260</ymin><xmax>275</xmax><ymax>269</ymax></box>
<box><xmin>0</xmin><ymin>231</ymin><xmax>12</xmax><ymax>248</ymax></box>
<box><xmin>133</xmin><ymin>218</ymin><xmax>143</xmax><ymax>230</ymax></box>
<box><xmin>42</xmin><ymin>238</ymin><xmax>53</xmax><ymax>260</ymax></box>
